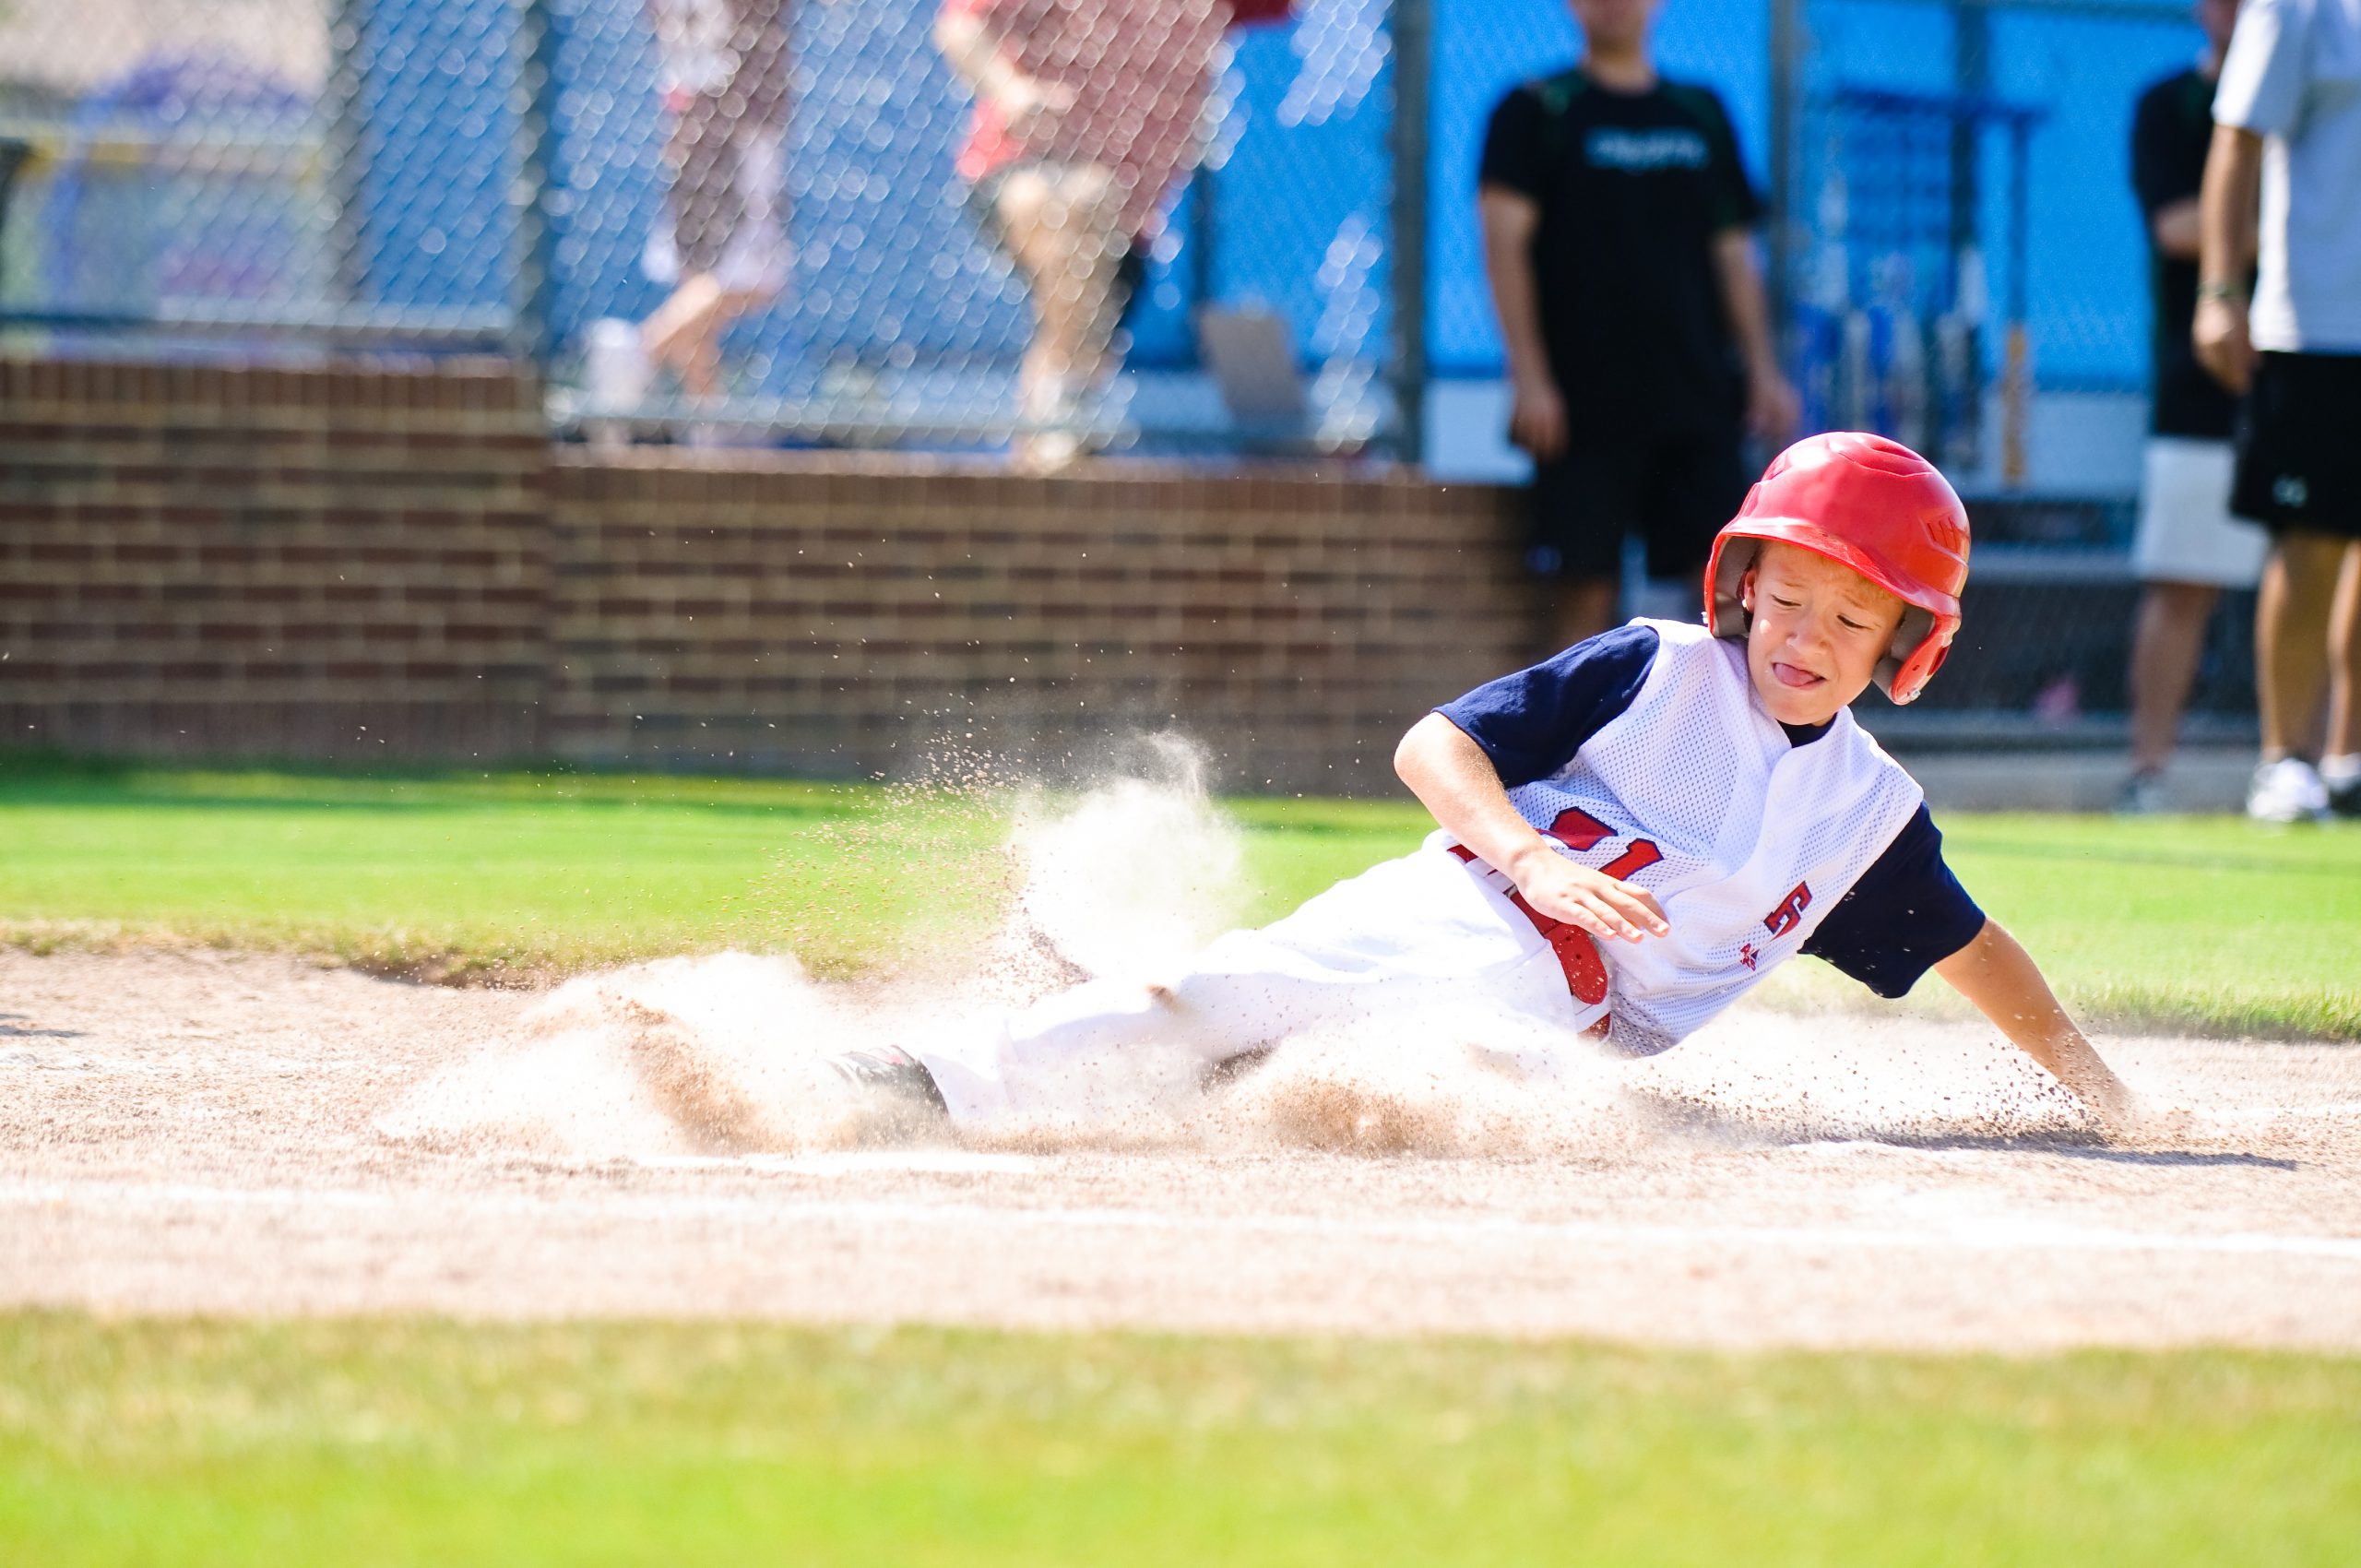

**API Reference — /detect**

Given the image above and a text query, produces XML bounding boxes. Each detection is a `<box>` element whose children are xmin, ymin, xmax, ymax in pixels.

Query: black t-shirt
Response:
<box><xmin>1478</xmin><ymin>68</ymin><xmax>1762</xmax><ymax>435</ymax></box>
<box><xmin>2131</xmin><ymin>67</ymin><xmax>2238</xmax><ymax>440</ymax></box>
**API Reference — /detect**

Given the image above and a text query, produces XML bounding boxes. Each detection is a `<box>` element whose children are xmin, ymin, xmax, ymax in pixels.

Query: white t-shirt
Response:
<box><xmin>2214</xmin><ymin>0</ymin><xmax>2361</xmax><ymax>351</ymax></box>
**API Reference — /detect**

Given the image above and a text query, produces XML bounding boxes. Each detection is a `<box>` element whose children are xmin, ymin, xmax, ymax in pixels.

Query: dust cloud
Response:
<box><xmin>378</xmin><ymin>739</ymin><xmax>2135</xmax><ymax>1163</ymax></box>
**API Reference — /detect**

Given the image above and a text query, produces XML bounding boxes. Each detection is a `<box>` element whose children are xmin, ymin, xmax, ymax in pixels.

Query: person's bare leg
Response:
<box><xmin>643</xmin><ymin>274</ymin><xmax>727</xmax><ymax>374</ymax></box>
<box><xmin>2325</xmin><ymin>539</ymin><xmax>2361</xmax><ymax>760</ymax></box>
<box><xmin>666</xmin><ymin>287</ymin><xmax>773</xmax><ymax>403</ymax></box>
<box><xmin>990</xmin><ymin>174</ymin><xmax>1059</xmax><ymax>438</ymax></box>
<box><xmin>2128</xmin><ymin>580</ymin><xmax>2219</xmax><ymax>776</ymax></box>
<box><xmin>995</xmin><ymin>166</ymin><xmax>1123</xmax><ymax>469</ymax></box>
<box><xmin>646</xmin><ymin>278</ymin><xmax>777</xmax><ymax>400</ymax></box>
<box><xmin>1550</xmin><ymin>577</ymin><xmax>1620</xmax><ymax>653</ymax></box>
<box><xmin>2256</xmin><ymin>532</ymin><xmax>2345</xmax><ymax>759</ymax></box>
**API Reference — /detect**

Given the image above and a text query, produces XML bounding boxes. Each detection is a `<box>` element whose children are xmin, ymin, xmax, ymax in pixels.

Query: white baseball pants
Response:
<box><xmin>916</xmin><ymin>839</ymin><xmax>1612</xmax><ymax>1132</ymax></box>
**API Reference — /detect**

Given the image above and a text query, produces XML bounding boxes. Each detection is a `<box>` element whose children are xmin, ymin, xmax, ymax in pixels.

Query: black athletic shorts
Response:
<box><xmin>2231</xmin><ymin>351</ymin><xmax>2361</xmax><ymax>539</ymax></box>
<box><xmin>1527</xmin><ymin>422</ymin><xmax>1751</xmax><ymax>581</ymax></box>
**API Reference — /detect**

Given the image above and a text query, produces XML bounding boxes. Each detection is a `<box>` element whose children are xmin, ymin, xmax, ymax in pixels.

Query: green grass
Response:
<box><xmin>1937</xmin><ymin>814</ymin><xmax>2361</xmax><ymax>1042</ymax></box>
<box><xmin>3</xmin><ymin>1313</ymin><xmax>2355</xmax><ymax>1567</ymax></box>
<box><xmin>0</xmin><ymin>754</ymin><xmax>2355</xmax><ymax>1037</ymax></box>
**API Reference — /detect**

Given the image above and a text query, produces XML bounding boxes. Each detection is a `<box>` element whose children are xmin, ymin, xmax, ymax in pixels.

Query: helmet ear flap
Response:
<box><xmin>1880</xmin><ymin>605</ymin><xmax>1951</xmax><ymax>705</ymax></box>
<box><xmin>1706</xmin><ymin>536</ymin><xmax>1759</xmax><ymax>640</ymax></box>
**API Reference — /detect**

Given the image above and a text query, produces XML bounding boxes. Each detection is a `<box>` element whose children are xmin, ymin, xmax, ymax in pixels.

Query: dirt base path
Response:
<box><xmin>5</xmin><ymin>949</ymin><xmax>2358</xmax><ymax>1350</ymax></box>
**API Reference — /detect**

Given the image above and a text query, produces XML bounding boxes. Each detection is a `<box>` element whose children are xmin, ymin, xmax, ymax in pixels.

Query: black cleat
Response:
<box><xmin>827</xmin><ymin>1046</ymin><xmax>950</xmax><ymax>1140</ymax></box>
<box><xmin>2331</xmin><ymin>775</ymin><xmax>2361</xmax><ymax>820</ymax></box>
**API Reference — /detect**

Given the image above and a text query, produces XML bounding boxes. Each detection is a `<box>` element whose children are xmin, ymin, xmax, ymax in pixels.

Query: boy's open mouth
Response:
<box><xmin>1771</xmin><ymin>660</ymin><xmax>1825</xmax><ymax>689</ymax></box>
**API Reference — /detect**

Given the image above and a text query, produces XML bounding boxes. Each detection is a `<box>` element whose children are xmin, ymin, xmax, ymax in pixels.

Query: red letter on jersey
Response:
<box><xmin>1762</xmin><ymin>881</ymin><xmax>1812</xmax><ymax>937</ymax></box>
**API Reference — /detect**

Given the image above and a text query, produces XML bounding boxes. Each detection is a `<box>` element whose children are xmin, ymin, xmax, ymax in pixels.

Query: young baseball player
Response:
<box><xmin>835</xmin><ymin>433</ymin><xmax>2142</xmax><ymax>1137</ymax></box>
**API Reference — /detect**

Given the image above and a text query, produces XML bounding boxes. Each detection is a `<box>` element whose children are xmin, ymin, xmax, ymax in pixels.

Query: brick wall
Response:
<box><xmin>0</xmin><ymin>359</ymin><xmax>550</xmax><ymax>760</ymax></box>
<box><xmin>1</xmin><ymin>360</ymin><xmax>1537</xmax><ymax>792</ymax></box>
<box><xmin>548</xmin><ymin>451</ymin><xmax>1538</xmax><ymax>791</ymax></box>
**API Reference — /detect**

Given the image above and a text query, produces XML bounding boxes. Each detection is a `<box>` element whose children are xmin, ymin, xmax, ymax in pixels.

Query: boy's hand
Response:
<box><xmin>2081</xmin><ymin>1080</ymin><xmax>2197</xmax><ymax>1145</ymax></box>
<box><xmin>1507</xmin><ymin>843</ymin><xmax>1669</xmax><ymax>944</ymax></box>
<box><xmin>2065</xmin><ymin>1064</ymin><xmax>2141</xmax><ymax>1138</ymax></box>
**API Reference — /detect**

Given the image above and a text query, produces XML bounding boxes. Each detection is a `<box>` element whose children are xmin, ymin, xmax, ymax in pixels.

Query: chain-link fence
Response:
<box><xmin>0</xmin><ymin>0</ymin><xmax>522</xmax><ymax>349</ymax></box>
<box><xmin>0</xmin><ymin>0</ymin><xmax>1409</xmax><ymax>458</ymax></box>
<box><xmin>2</xmin><ymin>0</ymin><xmax>2214</xmax><ymax>481</ymax></box>
<box><xmin>1775</xmin><ymin>0</ymin><xmax>2205</xmax><ymax>497</ymax></box>
<box><xmin>0</xmin><ymin>0</ymin><xmax>2266</xmax><ymax>735</ymax></box>
<box><xmin>1437</xmin><ymin>0</ymin><xmax>2201</xmax><ymax>493</ymax></box>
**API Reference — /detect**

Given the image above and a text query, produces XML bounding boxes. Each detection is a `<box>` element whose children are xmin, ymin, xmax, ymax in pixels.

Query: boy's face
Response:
<box><xmin>1740</xmin><ymin>542</ymin><xmax>1907</xmax><ymax>728</ymax></box>
<box><xmin>1567</xmin><ymin>0</ymin><xmax>1662</xmax><ymax>53</ymax></box>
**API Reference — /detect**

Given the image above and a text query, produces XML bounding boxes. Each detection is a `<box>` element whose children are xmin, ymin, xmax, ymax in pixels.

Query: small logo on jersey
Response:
<box><xmin>1762</xmin><ymin>881</ymin><xmax>1812</xmax><ymax>937</ymax></box>
<box><xmin>1738</xmin><ymin>942</ymin><xmax>1760</xmax><ymax>972</ymax></box>
<box><xmin>1584</xmin><ymin>127</ymin><xmax>1710</xmax><ymax>172</ymax></box>
<box><xmin>2273</xmin><ymin>474</ymin><xmax>2310</xmax><ymax>510</ymax></box>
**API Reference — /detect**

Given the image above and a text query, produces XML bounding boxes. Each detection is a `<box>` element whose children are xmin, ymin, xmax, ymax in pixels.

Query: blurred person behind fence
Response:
<box><xmin>2118</xmin><ymin>0</ymin><xmax>2266</xmax><ymax>813</ymax></box>
<box><xmin>937</xmin><ymin>0</ymin><xmax>1230</xmax><ymax>471</ymax></box>
<box><xmin>2194</xmin><ymin>0</ymin><xmax>2361</xmax><ymax>820</ymax></box>
<box><xmin>1478</xmin><ymin>0</ymin><xmax>1798</xmax><ymax>655</ymax></box>
<box><xmin>637</xmin><ymin>0</ymin><xmax>798</xmax><ymax>418</ymax></box>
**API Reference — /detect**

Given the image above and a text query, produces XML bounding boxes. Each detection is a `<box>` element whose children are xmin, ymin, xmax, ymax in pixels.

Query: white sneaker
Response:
<box><xmin>2115</xmin><ymin>770</ymin><xmax>2167</xmax><ymax>815</ymax></box>
<box><xmin>584</xmin><ymin>318</ymin><xmax>652</xmax><ymax>414</ymax></box>
<box><xmin>2247</xmin><ymin>756</ymin><xmax>2331</xmax><ymax>824</ymax></box>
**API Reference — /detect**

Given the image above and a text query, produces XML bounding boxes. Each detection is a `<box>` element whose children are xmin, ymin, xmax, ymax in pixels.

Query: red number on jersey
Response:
<box><xmin>1545</xmin><ymin>807</ymin><xmax>1613</xmax><ymax>851</ymax></box>
<box><xmin>1545</xmin><ymin>808</ymin><xmax>1662</xmax><ymax>884</ymax></box>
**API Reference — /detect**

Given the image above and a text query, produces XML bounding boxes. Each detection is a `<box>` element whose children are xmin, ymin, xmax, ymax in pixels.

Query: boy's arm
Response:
<box><xmin>1478</xmin><ymin>188</ymin><xmax>1568</xmax><ymax>462</ymax></box>
<box><xmin>1710</xmin><ymin>228</ymin><xmax>1798</xmax><ymax>443</ymax></box>
<box><xmin>1394</xmin><ymin>713</ymin><xmax>1667</xmax><ymax>944</ymax></box>
<box><xmin>1933</xmin><ymin>918</ymin><xmax>2137</xmax><ymax>1130</ymax></box>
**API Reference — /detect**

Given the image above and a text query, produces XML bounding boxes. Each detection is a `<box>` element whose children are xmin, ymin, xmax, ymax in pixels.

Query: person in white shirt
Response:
<box><xmin>2194</xmin><ymin>0</ymin><xmax>2361</xmax><ymax>820</ymax></box>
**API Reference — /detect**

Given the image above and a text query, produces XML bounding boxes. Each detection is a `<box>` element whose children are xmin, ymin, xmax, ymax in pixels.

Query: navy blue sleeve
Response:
<box><xmin>1433</xmin><ymin>624</ymin><xmax>1659</xmax><ymax>787</ymax></box>
<box><xmin>1802</xmin><ymin>804</ymin><xmax>1987</xmax><ymax>999</ymax></box>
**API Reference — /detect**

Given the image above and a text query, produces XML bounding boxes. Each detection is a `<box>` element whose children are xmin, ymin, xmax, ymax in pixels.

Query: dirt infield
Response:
<box><xmin>5</xmin><ymin>946</ymin><xmax>2358</xmax><ymax>1351</ymax></box>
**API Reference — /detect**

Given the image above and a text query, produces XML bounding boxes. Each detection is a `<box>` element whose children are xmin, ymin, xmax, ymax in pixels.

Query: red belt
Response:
<box><xmin>1447</xmin><ymin>845</ymin><xmax>1613</xmax><ymax>1037</ymax></box>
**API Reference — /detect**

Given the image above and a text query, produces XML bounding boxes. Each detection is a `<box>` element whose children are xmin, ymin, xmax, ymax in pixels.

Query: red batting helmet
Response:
<box><xmin>1703</xmin><ymin>432</ymin><xmax>1971</xmax><ymax>706</ymax></box>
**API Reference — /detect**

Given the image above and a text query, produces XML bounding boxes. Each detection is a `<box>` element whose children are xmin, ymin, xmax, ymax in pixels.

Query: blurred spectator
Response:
<box><xmin>2118</xmin><ymin>0</ymin><xmax>2264</xmax><ymax>814</ymax></box>
<box><xmin>642</xmin><ymin>0</ymin><xmax>796</xmax><ymax>412</ymax></box>
<box><xmin>1478</xmin><ymin>0</ymin><xmax>1797</xmax><ymax>653</ymax></box>
<box><xmin>2195</xmin><ymin>0</ymin><xmax>2361</xmax><ymax>820</ymax></box>
<box><xmin>937</xmin><ymin>0</ymin><xmax>1229</xmax><ymax>470</ymax></box>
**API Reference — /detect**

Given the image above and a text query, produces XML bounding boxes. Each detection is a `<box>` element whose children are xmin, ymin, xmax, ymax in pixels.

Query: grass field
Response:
<box><xmin>1</xmin><ymin>752</ymin><xmax>2355</xmax><ymax>1038</ymax></box>
<box><xmin>6</xmin><ymin>754</ymin><xmax>2360</xmax><ymax>1563</ymax></box>
<box><xmin>5</xmin><ymin>1315</ymin><xmax>2358</xmax><ymax>1568</ymax></box>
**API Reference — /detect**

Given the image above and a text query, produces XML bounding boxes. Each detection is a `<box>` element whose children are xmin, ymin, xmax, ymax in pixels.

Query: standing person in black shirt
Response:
<box><xmin>2119</xmin><ymin>0</ymin><xmax>2263</xmax><ymax>812</ymax></box>
<box><xmin>1478</xmin><ymin>0</ymin><xmax>1797</xmax><ymax>652</ymax></box>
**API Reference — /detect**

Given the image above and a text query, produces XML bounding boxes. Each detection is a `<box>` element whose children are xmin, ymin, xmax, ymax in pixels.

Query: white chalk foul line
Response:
<box><xmin>6</xmin><ymin>1177</ymin><xmax>2361</xmax><ymax>1265</ymax></box>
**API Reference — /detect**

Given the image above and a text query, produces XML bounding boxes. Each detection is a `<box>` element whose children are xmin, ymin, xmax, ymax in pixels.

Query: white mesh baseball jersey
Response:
<box><xmin>1442</xmin><ymin>617</ymin><xmax>1927</xmax><ymax>1055</ymax></box>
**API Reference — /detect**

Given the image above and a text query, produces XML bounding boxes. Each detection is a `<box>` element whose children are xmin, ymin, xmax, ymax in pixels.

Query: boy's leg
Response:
<box><xmin>915</xmin><ymin>845</ymin><xmax>1602</xmax><ymax>1132</ymax></box>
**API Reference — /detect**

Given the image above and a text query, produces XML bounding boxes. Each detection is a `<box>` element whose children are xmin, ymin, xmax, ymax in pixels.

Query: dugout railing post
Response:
<box><xmin>1768</xmin><ymin>0</ymin><xmax>1803</xmax><ymax>339</ymax></box>
<box><xmin>1387</xmin><ymin>0</ymin><xmax>1432</xmax><ymax>467</ymax></box>
<box><xmin>512</xmin><ymin>0</ymin><xmax>565</xmax><ymax>368</ymax></box>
